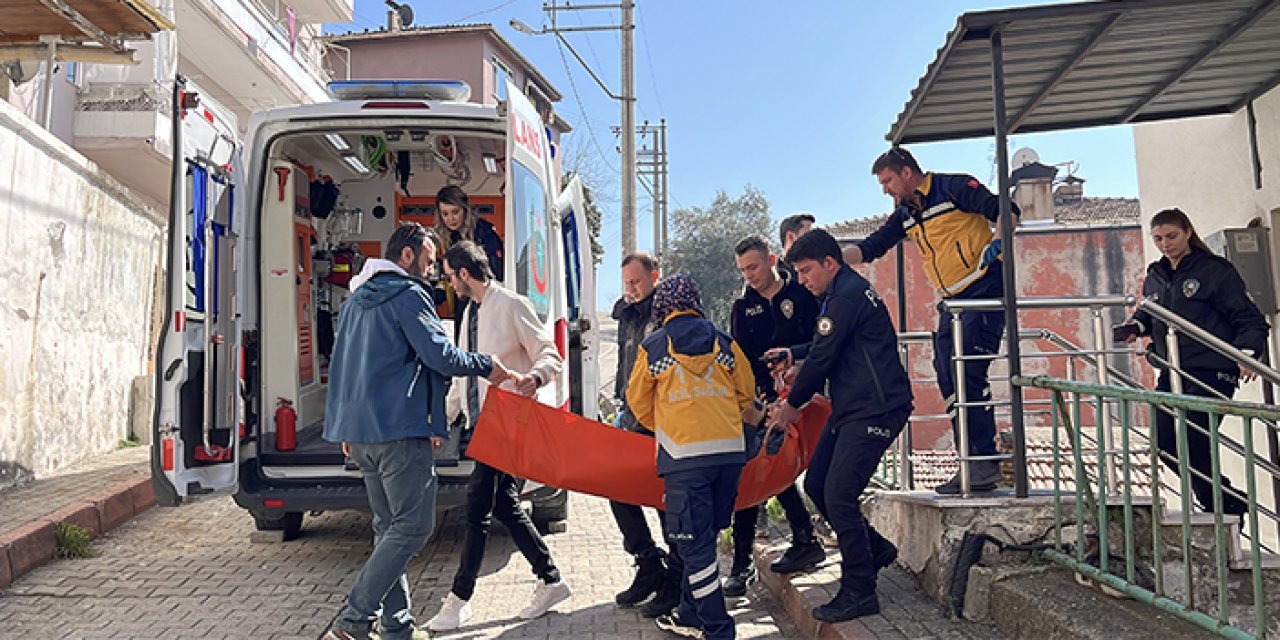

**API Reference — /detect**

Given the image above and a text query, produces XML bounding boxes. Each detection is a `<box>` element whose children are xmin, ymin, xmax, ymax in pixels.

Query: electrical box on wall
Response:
<box><xmin>1205</xmin><ymin>227</ymin><xmax>1277</xmax><ymax>314</ymax></box>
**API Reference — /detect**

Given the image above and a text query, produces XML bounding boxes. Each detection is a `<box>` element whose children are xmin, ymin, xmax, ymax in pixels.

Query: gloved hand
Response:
<box><xmin>979</xmin><ymin>238</ymin><xmax>1003</xmax><ymax>268</ymax></box>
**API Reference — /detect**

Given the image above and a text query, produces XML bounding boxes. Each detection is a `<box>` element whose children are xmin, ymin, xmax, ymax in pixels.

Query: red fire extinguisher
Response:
<box><xmin>275</xmin><ymin>397</ymin><xmax>297</xmax><ymax>452</ymax></box>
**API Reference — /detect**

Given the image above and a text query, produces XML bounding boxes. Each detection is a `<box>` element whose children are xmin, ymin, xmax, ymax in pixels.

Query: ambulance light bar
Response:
<box><xmin>329</xmin><ymin>80</ymin><xmax>471</xmax><ymax>102</ymax></box>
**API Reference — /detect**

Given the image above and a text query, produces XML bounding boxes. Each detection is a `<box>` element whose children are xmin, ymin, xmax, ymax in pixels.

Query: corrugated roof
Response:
<box><xmin>909</xmin><ymin>440</ymin><xmax>1154</xmax><ymax>495</ymax></box>
<box><xmin>888</xmin><ymin>0</ymin><xmax>1280</xmax><ymax>144</ymax></box>
<box><xmin>1053</xmin><ymin>196</ymin><xmax>1140</xmax><ymax>224</ymax></box>
<box><xmin>325</xmin><ymin>23</ymin><xmax>563</xmax><ymax>102</ymax></box>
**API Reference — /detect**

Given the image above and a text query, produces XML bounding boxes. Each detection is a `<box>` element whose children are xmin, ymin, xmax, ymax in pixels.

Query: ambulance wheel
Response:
<box><xmin>254</xmin><ymin>512</ymin><xmax>303</xmax><ymax>540</ymax></box>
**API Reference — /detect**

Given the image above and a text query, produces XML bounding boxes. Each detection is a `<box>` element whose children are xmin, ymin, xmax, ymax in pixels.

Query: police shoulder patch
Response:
<box><xmin>817</xmin><ymin>316</ymin><xmax>834</xmax><ymax>336</ymax></box>
<box><xmin>780</xmin><ymin>299</ymin><xmax>794</xmax><ymax>319</ymax></box>
<box><xmin>1182</xmin><ymin>278</ymin><xmax>1201</xmax><ymax>298</ymax></box>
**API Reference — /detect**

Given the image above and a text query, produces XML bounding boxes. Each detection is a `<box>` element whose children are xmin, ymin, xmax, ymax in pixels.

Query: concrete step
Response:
<box><xmin>986</xmin><ymin>566</ymin><xmax>1218</xmax><ymax>639</ymax></box>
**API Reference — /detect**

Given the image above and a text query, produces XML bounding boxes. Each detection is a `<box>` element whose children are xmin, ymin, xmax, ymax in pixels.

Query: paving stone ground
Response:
<box><xmin>0</xmin><ymin>446</ymin><xmax>149</xmax><ymax>538</ymax></box>
<box><xmin>0</xmin><ymin>490</ymin><xmax>798</xmax><ymax>640</ymax></box>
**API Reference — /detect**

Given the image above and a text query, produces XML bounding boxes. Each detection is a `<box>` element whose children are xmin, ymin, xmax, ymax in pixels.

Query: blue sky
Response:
<box><xmin>335</xmin><ymin>0</ymin><xmax>1140</xmax><ymax>309</ymax></box>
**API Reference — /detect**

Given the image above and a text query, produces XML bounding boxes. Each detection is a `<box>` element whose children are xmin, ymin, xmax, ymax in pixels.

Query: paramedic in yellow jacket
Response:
<box><xmin>843</xmin><ymin>147</ymin><xmax>1021</xmax><ymax>495</ymax></box>
<box><xmin>627</xmin><ymin>273</ymin><xmax>761</xmax><ymax>640</ymax></box>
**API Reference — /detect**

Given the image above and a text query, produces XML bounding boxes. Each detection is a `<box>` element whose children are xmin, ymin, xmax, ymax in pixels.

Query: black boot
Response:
<box><xmin>769</xmin><ymin>536</ymin><xmax>826</xmax><ymax>574</ymax></box>
<box><xmin>641</xmin><ymin>567</ymin><xmax>682</xmax><ymax>618</ymax></box>
<box><xmin>616</xmin><ymin>554</ymin><xmax>666</xmax><ymax>607</ymax></box>
<box><xmin>871</xmin><ymin>536</ymin><xmax>898</xmax><ymax>571</ymax></box>
<box><xmin>722</xmin><ymin>564</ymin><xmax>755</xmax><ymax>598</ymax></box>
<box><xmin>812</xmin><ymin>589</ymin><xmax>879</xmax><ymax>623</ymax></box>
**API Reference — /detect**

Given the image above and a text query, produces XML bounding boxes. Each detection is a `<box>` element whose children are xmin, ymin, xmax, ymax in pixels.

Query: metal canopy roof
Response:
<box><xmin>0</xmin><ymin>0</ymin><xmax>173</xmax><ymax>46</ymax></box>
<box><xmin>887</xmin><ymin>0</ymin><xmax>1280</xmax><ymax>144</ymax></box>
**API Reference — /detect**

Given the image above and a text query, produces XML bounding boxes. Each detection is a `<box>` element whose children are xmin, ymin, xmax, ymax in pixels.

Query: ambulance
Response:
<box><xmin>150</xmin><ymin>77</ymin><xmax>600</xmax><ymax>538</ymax></box>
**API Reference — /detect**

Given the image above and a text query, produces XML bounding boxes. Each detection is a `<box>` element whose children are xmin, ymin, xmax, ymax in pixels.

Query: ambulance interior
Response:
<box><xmin>251</xmin><ymin>128</ymin><xmax>509</xmax><ymax>470</ymax></box>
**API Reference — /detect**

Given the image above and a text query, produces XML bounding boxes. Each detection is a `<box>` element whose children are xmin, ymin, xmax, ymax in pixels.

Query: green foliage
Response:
<box><xmin>117</xmin><ymin>437</ymin><xmax>141</xmax><ymax>449</ymax></box>
<box><xmin>562</xmin><ymin>173</ymin><xmax>605</xmax><ymax>267</ymax></box>
<box><xmin>55</xmin><ymin>522</ymin><xmax>98</xmax><ymax>559</ymax></box>
<box><xmin>666</xmin><ymin>185</ymin><xmax>775</xmax><ymax>328</ymax></box>
<box><xmin>765</xmin><ymin>496</ymin><xmax>785</xmax><ymax>522</ymax></box>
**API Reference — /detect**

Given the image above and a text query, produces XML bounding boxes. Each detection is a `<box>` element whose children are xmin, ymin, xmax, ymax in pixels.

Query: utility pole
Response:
<box><xmin>619</xmin><ymin>1</ymin><xmax>636</xmax><ymax>255</ymax></box>
<box><xmin>633</xmin><ymin>119</ymin><xmax>668</xmax><ymax>260</ymax></box>
<box><xmin>518</xmin><ymin>2</ymin><xmax>637</xmax><ymax>254</ymax></box>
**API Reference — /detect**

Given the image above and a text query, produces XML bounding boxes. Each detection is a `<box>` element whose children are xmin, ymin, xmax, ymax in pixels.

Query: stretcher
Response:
<box><xmin>467</xmin><ymin>389</ymin><xmax>831</xmax><ymax>510</ymax></box>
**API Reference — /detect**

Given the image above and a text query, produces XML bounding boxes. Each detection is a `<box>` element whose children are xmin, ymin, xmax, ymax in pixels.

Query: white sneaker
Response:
<box><xmin>518</xmin><ymin>580</ymin><xmax>572</xmax><ymax>619</ymax></box>
<box><xmin>426</xmin><ymin>593</ymin><xmax>472</xmax><ymax>631</ymax></box>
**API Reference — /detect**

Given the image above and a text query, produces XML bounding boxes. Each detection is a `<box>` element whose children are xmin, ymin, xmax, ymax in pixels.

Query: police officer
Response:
<box><xmin>1117</xmin><ymin>207</ymin><xmax>1269</xmax><ymax>516</ymax></box>
<box><xmin>843</xmin><ymin>147</ymin><xmax>1019</xmax><ymax>494</ymax></box>
<box><xmin>724</xmin><ymin>236</ymin><xmax>824</xmax><ymax>596</ymax></box>
<box><xmin>767</xmin><ymin>229</ymin><xmax>913</xmax><ymax>622</ymax></box>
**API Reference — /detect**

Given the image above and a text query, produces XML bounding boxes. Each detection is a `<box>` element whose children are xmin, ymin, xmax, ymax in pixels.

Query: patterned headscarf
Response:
<box><xmin>652</xmin><ymin>273</ymin><xmax>703</xmax><ymax>326</ymax></box>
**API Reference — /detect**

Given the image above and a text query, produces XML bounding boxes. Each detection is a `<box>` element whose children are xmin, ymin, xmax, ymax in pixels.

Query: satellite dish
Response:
<box><xmin>397</xmin><ymin>3</ymin><xmax>414</xmax><ymax>26</ymax></box>
<box><xmin>1012</xmin><ymin>147</ymin><xmax>1040</xmax><ymax>169</ymax></box>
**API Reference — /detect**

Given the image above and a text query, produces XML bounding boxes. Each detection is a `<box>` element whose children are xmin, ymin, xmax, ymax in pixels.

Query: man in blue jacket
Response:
<box><xmin>768</xmin><ymin>229</ymin><xmax>913</xmax><ymax>622</ymax></box>
<box><xmin>322</xmin><ymin>223</ymin><xmax>512</xmax><ymax>640</ymax></box>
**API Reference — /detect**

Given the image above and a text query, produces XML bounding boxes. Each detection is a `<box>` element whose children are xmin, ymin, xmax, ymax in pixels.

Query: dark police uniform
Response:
<box><xmin>856</xmin><ymin>172</ymin><xmax>1017</xmax><ymax>489</ymax></box>
<box><xmin>1128</xmin><ymin>246</ymin><xmax>1269</xmax><ymax>515</ymax></box>
<box><xmin>727</xmin><ymin>272</ymin><xmax>821</xmax><ymax>579</ymax></box>
<box><xmin>787</xmin><ymin>266</ymin><xmax>913</xmax><ymax>602</ymax></box>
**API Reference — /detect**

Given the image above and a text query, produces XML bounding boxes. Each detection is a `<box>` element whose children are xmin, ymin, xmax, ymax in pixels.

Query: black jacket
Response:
<box><xmin>730</xmin><ymin>272</ymin><xmax>819</xmax><ymax>401</ymax></box>
<box><xmin>1130</xmin><ymin>248</ymin><xmax>1269</xmax><ymax>374</ymax></box>
<box><xmin>612</xmin><ymin>292</ymin><xmax>655</xmax><ymax>400</ymax></box>
<box><xmin>450</xmin><ymin>218</ymin><xmax>505</xmax><ymax>282</ymax></box>
<box><xmin>787</xmin><ymin>266</ymin><xmax>913</xmax><ymax>422</ymax></box>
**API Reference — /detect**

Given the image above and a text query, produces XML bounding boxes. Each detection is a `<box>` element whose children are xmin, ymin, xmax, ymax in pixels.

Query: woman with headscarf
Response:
<box><xmin>625</xmin><ymin>273</ymin><xmax>761</xmax><ymax>640</ymax></box>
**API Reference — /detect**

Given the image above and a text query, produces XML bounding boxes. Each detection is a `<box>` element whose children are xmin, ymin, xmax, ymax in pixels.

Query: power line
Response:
<box><xmin>450</xmin><ymin>0</ymin><xmax>518</xmax><ymax>24</ymax></box>
<box><xmin>555</xmin><ymin>38</ymin><xmax>620</xmax><ymax>176</ymax></box>
<box><xmin>634</xmin><ymin>3</ymin><xmax>665</xmax><ymax>116</ymax></box>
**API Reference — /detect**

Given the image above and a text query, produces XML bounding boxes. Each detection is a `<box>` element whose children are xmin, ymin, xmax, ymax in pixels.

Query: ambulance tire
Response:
<box><xmin>254</xmin><ymin>511</ymin><xmax>304</xmax><ymax>540</ymax></box>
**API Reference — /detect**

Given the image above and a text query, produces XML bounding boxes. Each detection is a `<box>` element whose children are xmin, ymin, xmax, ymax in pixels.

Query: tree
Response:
<box><xmin>560</xmin><ymin>139</ymin><xmax>611</xmax><ymax>267</ymax></box>
<box><xmin>666</xmin><ymin>185</ymin><xmax>774</xmax><ymax>328</ymax></box>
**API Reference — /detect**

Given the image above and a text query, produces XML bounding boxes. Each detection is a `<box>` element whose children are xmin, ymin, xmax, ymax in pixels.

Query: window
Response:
<box><xmin>560</xmin><ymin>209</ymin><xmax>582</xmax><ymax>321</ymax></box>
<box><xmin>512</xmin><ymin>161</ymin><xmax>549</xmax><ymax>320</ymax></box>
<box><xmin>491</xmin><ymin>58</ymin><xmax>510</xmax><ymax>102</ymax></box>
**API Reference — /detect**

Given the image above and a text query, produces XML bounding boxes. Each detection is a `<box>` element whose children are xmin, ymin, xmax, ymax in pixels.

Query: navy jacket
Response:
<box><xmin>450</xmin><ymin>218</ymin><xmax>505</xmax><ymax>282</ymax></box>
<box><xmin>324</xmin><ymin>271</ymin><xmax>493</xmax><ymax>443</ymax></box>
<box><xmin>1130</xmin><ymin>247</ymin><xmax>1270</xmax><ymax>374</ymax></box>
<box><xmin>787</xmin><ymin>266</ymin><xmax>913</xmax><ymax>423</ymax></box>
<box><xmin>730</xmin><ymin>273</ymin><xmax>819</xmax><ymax>401</ymax></box>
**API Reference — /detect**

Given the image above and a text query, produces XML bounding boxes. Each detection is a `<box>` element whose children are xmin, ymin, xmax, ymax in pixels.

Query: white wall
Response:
<box><xmin>0</xmin><ymin>98</ymin><xmax>164</xmax><ymax>488</ymax></box>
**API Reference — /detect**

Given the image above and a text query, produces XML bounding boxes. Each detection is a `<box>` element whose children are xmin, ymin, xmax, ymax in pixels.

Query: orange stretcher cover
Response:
<box><xmin>467</xmin><ymin>389</ymin><xmax>831</xmax><ymax>510</ymax></box>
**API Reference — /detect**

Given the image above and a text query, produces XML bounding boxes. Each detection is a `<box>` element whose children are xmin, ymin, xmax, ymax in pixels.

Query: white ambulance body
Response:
<box><xmin>151</xmin><ymin>79</ymin><xmax>599</xmax><ymax>537</ymax></box>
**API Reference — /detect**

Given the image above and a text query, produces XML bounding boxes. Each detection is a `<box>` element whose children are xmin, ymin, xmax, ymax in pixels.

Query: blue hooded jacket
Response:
<box><xmin>323</xmin><ymin>270</ymin><xmax>492</xmax><ymax>443</ymax></box>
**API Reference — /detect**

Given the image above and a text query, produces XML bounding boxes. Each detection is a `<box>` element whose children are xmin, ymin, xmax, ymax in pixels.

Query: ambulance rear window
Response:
<box><xmin>512</xmin><ymin>161</ymin><xmax>550</xmax><ymax>322</ymax></box>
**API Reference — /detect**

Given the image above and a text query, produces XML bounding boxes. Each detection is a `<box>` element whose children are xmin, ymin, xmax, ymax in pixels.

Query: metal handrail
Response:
<box><xmin>1137</xmin><ymin>297</ymin><xmax>1280</xmax><ymax>388</ymax></box>
<box><xmin>944</xmin><ymin>294</ymin><xmax>1135</xmax><ymax>312</ymax></box>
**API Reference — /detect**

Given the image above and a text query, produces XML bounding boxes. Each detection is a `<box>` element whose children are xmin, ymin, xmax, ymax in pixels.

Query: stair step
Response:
<box><xmin>1159</xmin><ymin>510</ymin><xmax>1241</xmax><ymax>527</ymax></box>
<box><xmin>1228</xmin><ymin>548</ymin><xmax>1280</xmax><ymax>571</ymax></box>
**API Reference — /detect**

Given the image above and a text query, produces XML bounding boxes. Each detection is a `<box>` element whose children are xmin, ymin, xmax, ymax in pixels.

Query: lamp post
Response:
<box><xmin>510</xmin><ymin>1</ymin><xmax>636</xmax><ymax>254</ymax></box>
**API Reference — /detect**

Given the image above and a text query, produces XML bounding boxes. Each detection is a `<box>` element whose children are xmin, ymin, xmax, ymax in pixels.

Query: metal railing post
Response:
<box><xmin>1166</xmin><ymin>326</ymin><xmax>1195</xmax><ymax>608</ymax></box>
<box><xmin>952</xmin><ymin>311</ymin><xmax>971</xmax><ymax>495</ymax></box>
<box><xmin>1091</xmin><ymin>306</ymin><xmax>1117</xmax><ymax>495</ymax></box>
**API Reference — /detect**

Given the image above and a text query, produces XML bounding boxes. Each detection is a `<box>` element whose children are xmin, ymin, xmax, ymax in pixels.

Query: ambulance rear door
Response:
<box><xmin>151</xmin><ymin>77</ymin><xmax>244</xmax><ymax>505</ymax></box>
<box><xmin>555</xmin><ymin>176</ymin><xmax>600</xmax><ymax>419</ymax></box>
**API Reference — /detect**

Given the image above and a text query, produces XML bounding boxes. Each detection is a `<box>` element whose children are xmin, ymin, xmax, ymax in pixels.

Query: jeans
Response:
<box><xmin>730</xmin><ymin>484</ymin><xmax>812</xmax><ymax>573</ymax></box>
<box><xmin>450</xmin><ymin>462</ymin><xmax>560</xmax><ymax>600</ymax></box>
<box><xmin>335</xmin><ymin>439</ymin><xmax>438</xmax><ymax>640</ymax></box>
<box><xmin>666</xmin><ymin>464</ymin><xmax>743</xmax><ymax>640</ymax></box>
<box><xmin>934</xmin><ymin>264</ymin><xmax>1004</xmax><ymax>459</ymax></box>
<box><xmin>804</xmin><ymin>407</ymin><xmax>910</xmax><ymax>595</ymax></box>
<box><xmin>1156</xmin><ymin>370</ymin><xmax>1248</xmax><ymax>515</ymax></box>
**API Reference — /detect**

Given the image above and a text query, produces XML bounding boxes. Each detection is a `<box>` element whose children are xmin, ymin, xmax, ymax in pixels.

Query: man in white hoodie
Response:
<box><xmin>427</xmin><ymin>240</ymin><xmax>570</xmax><ymax>631</ymax></box>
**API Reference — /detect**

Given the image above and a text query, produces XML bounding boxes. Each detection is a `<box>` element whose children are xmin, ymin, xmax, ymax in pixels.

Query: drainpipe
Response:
<box><xmin>39</xmin><ymin>37</ymin><xmax>58</xmax><ymax>129</ymax></box>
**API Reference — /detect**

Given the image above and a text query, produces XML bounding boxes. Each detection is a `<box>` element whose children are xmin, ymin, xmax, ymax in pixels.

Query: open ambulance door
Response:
<box><xmin>151</xmin><ymin>76</ymin><xmax>243</xmax><ymax>505</ymax></box>
<box><xmin>555</xmin><ymin>176</ymin><xmax>600</xmax><ymax>420</ymax></box>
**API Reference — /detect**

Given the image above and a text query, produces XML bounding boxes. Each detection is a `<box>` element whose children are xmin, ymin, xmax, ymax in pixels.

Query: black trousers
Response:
<box><xmin>450</xmin><ymin>462</ymin><xmax>560</xmax><ymax>600</ymax></box>
<box><xmin>610</xmin><ymin>500</ymin><xmax>683</xmax><ymax>571</ymax></box>
<box><xmin>1155</xmin><ymin>370</ymin><xmax>1248</xmax><ymax>515</ymax></box>
<box><xmin>730</xmin><ymin>484</ymin><xmax>813</xmax><ymax>573</ymax></box>
<box><xmin>804</xmin><ymin>407</ymin><xmax>910</xmax><ymax>595</ymax></box>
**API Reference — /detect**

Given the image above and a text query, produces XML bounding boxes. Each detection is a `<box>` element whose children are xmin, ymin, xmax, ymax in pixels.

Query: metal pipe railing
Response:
<box><xmin>1138</xmin><ymin>297</ymin><xmax>1280</xmax><ymax>388</ymax></box>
